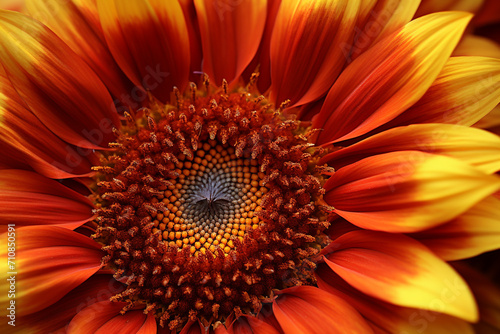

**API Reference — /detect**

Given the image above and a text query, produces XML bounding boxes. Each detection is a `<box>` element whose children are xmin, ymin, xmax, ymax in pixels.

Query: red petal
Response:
<box><xmin>0</xmin><ymin>11</ymin><xmax>119</xmax><ymax>148</ymax></box>
<box><xmin>324</xmin><ymin>230</ymin><xmax>478</xmax><ymax>321</ymax></box>
<box><xmin>0</xmin><ymin>226</ymin><xmax>103</xmax><ymax>316</ymax></box>
<box><xmin>412</xmin><ymin>196</ymin><xmax>500</xmax><ymax>261</ymax></box>
<box><xmin>97</xmin><ymin>0</ymin><xmax>190</xmax><ymax>102</ymax></box>
<box><xmin>273</xmin><ymin>286</ymin><xmax>373</xmax><ymax>333</ymax></box>
<box><xmin>0</xmin><ymin>170</ymin><xmax>94</xmax><ymax>232</ymax></box>
<box><xmin>269</xmin><ymin>0</ymin><xmax>359</xmax><ymax>107</ymax></box>
<box><xmin>312</xmin><ymin>12</ymin><xmax>472</xmax><ymax>144</ymax></box>
<box><xmin>315</xmin><ymin>264</ymin><xmax>475</xmax><ymax>334</ymax></box>
<box><xmin>194</xmin><ymin>0</ymin><xmax>267</xmax><ymax>86</ymax></box>
<box><xmin>324</xmin><ymin>151</ymin><xmax>500</xmax><ymax>232</ymax></box>
<box><xmin>25</xmin><ymin>0</ymin><xmax>134</xmax><ymax>100</ymax></box>
<box><xmin>0</xmin><ymin>73</ymin><xmax>94</xmax><ymax>178</ymax></box>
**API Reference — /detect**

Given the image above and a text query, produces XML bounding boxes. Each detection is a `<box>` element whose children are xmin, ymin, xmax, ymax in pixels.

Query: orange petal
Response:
<box><xmin>25</xmin><ymin>0</ymin><xmax>134</xmax><ymax>101</ymax></box>
<box><xmin>385</xmin><ymin>56</ymin><xmax>500</xmax><ymax>127</ymax></box>
<box><xmin>312</xmin><ymin>11</ymin><xmax>472</xmax><ymax>144</ymax></box>
<box><xmin>315</xmin><ymin>264</ymin><xmax>474</xmax><ymax>334</ymax></box>
<box><xmin>178</xmin><ymin>0</ymin><xmax>203</xmax><ymax>83</ymax></box>
<box><xmin>180</xmin><ymin>320</ymin><xmax>207</xmax><ymax>334</ymax></box>
<box><xmin>95</xmin><ymin>311</ymin><xmax>156</xmax><ymax>334</ymax></box>
<box><xmin>227</xmin><ymin>315</ymin><xmax>280</xmax><ymax>334</ymax></box>
<box><xmin>97</xmin><ymin>0</ymin><xmax>190</xmax><ymax>102</ymax></box>
<box><xmin>324</xmin><ymin>151</ymin><xmax>500</xmax><ymax>232</ymax></box>
<box><xmin>269</xmin><ymin>0</ymin><xmax>360</xmax><ymax>107</ymax></box>
<box><xmin>273</xmin><ymin>286</ymin><xmax>373</xmax><ymax>333</ymax></box>
<box><xmin>412</xmin><ymin>196</ymin><xmax>500</xmax><ymax>261</ymax></box>
<box><xmin>0</xmin><ymin>73</ymin><xmax>95</xmax><ymax>178</ymax></box>
<box><xmin>321</xmin><ymin>124</ymin><xmax>500</xmax><ymax>174</ymax></box>
<box><xmin>7</xmin><ymin>275</ymin><xmax>124</xmax><ymax>334</ymax></box>
<box><xmin>349</xmin><ymin>0</ymin><xmax>421</xmax><ymax>62</ymax></box>
<box><xmin>0</xmin><ymin>10</ymin><xmax>119</xmax><ymax>148</ymax></box>
<box><xmin>0</xmin><ymin>170</ymin><xmax>94</xmax><ymax>232</ymax></box>
<box><xmin>194</xmin><ymin>0</ymin><xmax>266</xmax><ymax>86</ymax></box>
<box><xmin>0</xmin><ymin>226</ymin><xmax>103</xmax><ymax>316</ymax></box>
<box><xmin>324</xmin><ymin>230</ymin><xmax>478</xmax><ymax>321</ymax></box>
<box><xmin>67</xmin><ymin>301</ymin><xmax>157</xmax><ymax>333</ymax></box>
<box><xmin>242</xmin><ymin>0</ymin><xmax>282</xmax><ymax>94</ymax></box>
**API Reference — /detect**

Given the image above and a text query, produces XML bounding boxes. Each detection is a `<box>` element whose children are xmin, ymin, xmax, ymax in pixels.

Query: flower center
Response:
<box><xmin>91</xmin><ymin>81</ymin><xmax>331</xmax><ymax>331</ymax></box>
<box><xmin>150</xmin><ymin>141</ymin><xmax>267</xmax><ymax>255</ymax></box>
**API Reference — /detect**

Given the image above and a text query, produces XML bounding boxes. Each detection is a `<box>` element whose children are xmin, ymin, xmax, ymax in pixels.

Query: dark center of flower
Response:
<box><xmin>91</xmin><ymin>80</ymin><xmax>331</xmax><ymax>331</ymax></box>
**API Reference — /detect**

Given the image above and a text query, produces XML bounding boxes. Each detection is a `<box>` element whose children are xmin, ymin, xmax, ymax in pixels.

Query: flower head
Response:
<box><xmin>1</xmin><ymin>1</ymin><xmax>500</xmax><ymax>333</ymax></box>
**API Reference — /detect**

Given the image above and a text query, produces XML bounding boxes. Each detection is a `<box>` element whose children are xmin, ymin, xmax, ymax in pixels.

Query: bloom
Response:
<box><xmin>1</xmin><ymin>0</ymin><xmax>500</xmax><ymax>333</ymax></box>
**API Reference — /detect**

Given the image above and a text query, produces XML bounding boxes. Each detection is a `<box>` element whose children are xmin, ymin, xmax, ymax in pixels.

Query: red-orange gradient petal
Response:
<box><xmin>0</xmin><ymin>226</ymin><xmax>103</xmax><ymax>316</ymax></box>
<box><xmin>0</xmin><ymin>10</ymin><xmax>119</xmax><ymax>149</ymax></box>
<box><xmin>384</xmin><ymin>56</ymin><xmax>500</xmax><ymax>128</ymax></box>
<box><xmin>315</xmin><ymin>264</ymin><xmax>475</xmax><ymax>334</ymax></box>
<box><xmin>25</xmin><ymin>0</ymin><xmax>134</xmax><ymax>101</ymax></box>
<box><xmin>324</xmin><ymin>151</ymin><xmax>500</xmax><ymax>232</ymax></box>
<box><xmin>324</xmin><ymin>230</ymin><xmax>478</xmax><ymax>321</ymax></box>
<box><xmin>67</xmin><ymin>301</ymin><xmax>156</xmax><ymax>334</ymax></box>
<box><xmin>2</xmin><ymin>275</ymin><xmax>124</xmax><ymax>334</ymax></box>
<box><xmin>270</xmin><ymin>0</ymin><xmax>360</xmax><ymax>107</ymax></box>
<box><xmin>97</xmin><ymin>0</ymin><xmax>190</xmax><ymax>103</ymax></box>
<box><xmin>0</xmin><ymin>170</ymin><xmax>94</xmax><ymax>232</ymax></box>
<box><xmin>412</xmin><ymin>196</ymin><xmax>500</xmax><ymax>261</ymax></box>
<box><xmin>312</xmin><ymin>11</ymin><xmax>471</xmax><ymax>144</ymax></box>
<box><xmin>273</xmin><ymin>286</ymin><xmax>373</xmax><ymax>333</ymax></box>
<box><xmin>0</xmin><ymin>73</ymin><xmax>95</xmax><ymax>179</ymax></box>
<box><xmin>321</xmin><ymin>124</ymin><xmax>500</xmax><ymax>174</ymax></box>
<box><xmin>194</xmin><ymin>0</ymin><xmax>267</xmax><ymax>87</ymax></box>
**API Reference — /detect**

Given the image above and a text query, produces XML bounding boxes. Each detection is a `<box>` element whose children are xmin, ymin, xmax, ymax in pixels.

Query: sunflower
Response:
<box><xmin>1</xmin><ymin>0</ymin><xmax>500</xmax><ymax>333</ymax></box>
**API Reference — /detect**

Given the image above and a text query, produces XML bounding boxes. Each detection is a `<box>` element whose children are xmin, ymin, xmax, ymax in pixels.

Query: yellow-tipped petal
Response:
<box><xmin>97</xmin><ymin>0</ymin><xmax>190</xmax><ymax>102</ymax></box>
<box><xmin>324</xmin><ymin>151</ymin><xmax>500</xmax><ymax>232</ymax></box>
<box><xmin>313</xmin><ymin>11</ymin><xmax>472</xmax><ymax>144</ymax></box>
<box><xmin>0</xmin><ymin>10</ymin><xmax>119</xmax><ymax>148</ymax></box>
<box><xmin>413</xmin><ymin>196</ymin><xmax>500</xmax><ymax>260</ymax></box>
<box><xmin>324</xmin><ymin>230</ymin><xmax>478</xmax><ymax>322</ymax></box>
<box><xmin>388</xmin><ymin>56</ymin><xmax>500</xmax><ymax>127</ymax></box>
<box><xmin>321</xmin><ymin>123</ymin><xmax>500</xmax><ymax>174</ymax></box>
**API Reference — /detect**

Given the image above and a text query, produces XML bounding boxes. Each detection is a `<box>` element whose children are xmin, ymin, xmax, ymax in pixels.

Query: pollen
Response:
<box><xmin>91</xmin><ymin>80</ymin><xmax>331</xmax><ymax>331</ymax></box>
